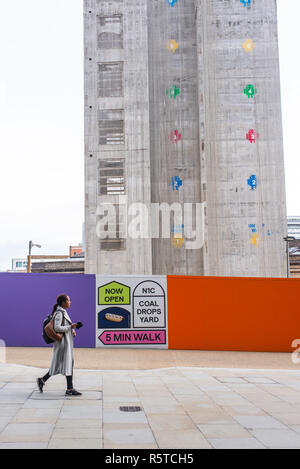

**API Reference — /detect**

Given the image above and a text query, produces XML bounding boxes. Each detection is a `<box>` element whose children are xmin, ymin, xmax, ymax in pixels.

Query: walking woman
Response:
<box><xmin>37</xmin><ymin>294</ymin><xmax>82</xmax><ymax>396</ymax></box>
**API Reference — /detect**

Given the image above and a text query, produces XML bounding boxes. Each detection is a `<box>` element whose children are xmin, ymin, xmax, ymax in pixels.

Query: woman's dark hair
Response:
<box><xmin>51</xmin><ymin>294</ymin><xmax>69</xmax><ymax>316</ymax></box>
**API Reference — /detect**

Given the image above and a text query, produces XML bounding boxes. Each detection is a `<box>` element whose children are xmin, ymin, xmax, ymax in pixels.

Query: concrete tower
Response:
<box><xmin>84</xmin><ymin>0</ymin><xmax>287</xmax><ymax>277</ymax></box>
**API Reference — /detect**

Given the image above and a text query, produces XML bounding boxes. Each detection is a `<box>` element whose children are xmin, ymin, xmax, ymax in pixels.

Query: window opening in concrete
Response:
<box><xmin>98</xmin><ymin>159</ymin><xmax>125</xmax><ymax>195</ymax></box>
<box><xmin>98</xmin><ymin>62</ymin><xmax>124</xmax><ymax>97</ymax></box>
<box><xmin>100</xmin><ymin>239</ymin><xmax>126</xmax><ymax>251</ymax></box>
<box><xmin>98</xmin><ymin>15</ymin><xmax>123</xmax><ymax>49</ymax></box>
<box><xmin>99</xmin><ymin>110</ymin><xmax>124</xmax><ymax>145</ymax></box>
<box><xmin>99</xmin><ymin>203</ymin><xmax>126</xmax><ymax>251</ymax></box>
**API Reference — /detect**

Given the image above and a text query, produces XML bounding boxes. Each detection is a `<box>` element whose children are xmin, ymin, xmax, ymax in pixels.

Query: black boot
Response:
<box><xmin>37</xmin><ymin>378</ymin><xmax>45</xmax><ymax>393</ymax></box>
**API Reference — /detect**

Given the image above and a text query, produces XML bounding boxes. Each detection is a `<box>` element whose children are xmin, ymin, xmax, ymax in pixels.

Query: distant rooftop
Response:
<box><xmin>288</xmin><ymin>216</ymin><xmax>300</xmax><ymax>240</ymax></box>
<box><xmin>71</xmin><ymin>252</ymin><xmax>85</xmax><ymax>259</ymax></box>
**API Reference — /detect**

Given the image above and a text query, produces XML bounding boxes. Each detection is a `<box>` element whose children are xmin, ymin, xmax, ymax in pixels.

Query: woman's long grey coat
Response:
<box><xmin>49</xmin><ymin>306</ymin><xmax>74</xmax><ymax>377</ymax></box>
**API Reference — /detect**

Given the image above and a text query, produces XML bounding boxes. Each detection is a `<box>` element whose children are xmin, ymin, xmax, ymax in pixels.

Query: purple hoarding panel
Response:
<box><xmin>0</xmin><ymin>273</ymin><xmax>95</xmax><ymax>348</ymax></box>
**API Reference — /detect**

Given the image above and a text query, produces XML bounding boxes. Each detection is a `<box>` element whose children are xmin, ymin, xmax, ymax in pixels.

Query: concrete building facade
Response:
<box><xmin>10</xmin><ymin>259</ymin><xmax>28</xmax><ymax>273</ymax></box>
<box><xmin>84</xmin><ymin>0</ymin><xmax>287</xmax><ymax>277</ymax></box>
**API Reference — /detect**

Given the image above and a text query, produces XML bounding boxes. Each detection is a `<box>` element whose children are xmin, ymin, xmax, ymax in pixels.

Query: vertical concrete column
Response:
<box><xmin>84</xmin><ymin>0</ymin><xmax>98</xmax><ymax>274</ymax></box>
<box><xmin>198</xmin><ymin>0</ymin><xmax>287</xmax><ymax>277</ymax></box>
<box><xmin>84</xmin><ymin>0</ymin><xmax>152</xmax><ymax>274</ymax></box>
<box><xmin>148</xmin><ymin>0</ymin><xmax>204</xmax><ymax>275</ymax></box>
<box><xmin>123</xmin><ymin>0</ymin><xmax>152</xmax><ymax>275</ymax></box>
<box><xmin>196</xmin><ymin>2</ymin><xmax>210</xmax><ymax>274</ymax></box>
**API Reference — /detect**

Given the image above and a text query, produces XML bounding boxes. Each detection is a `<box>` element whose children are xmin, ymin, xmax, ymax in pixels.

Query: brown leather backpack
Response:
<box><xmin>44</xmin><ymin>311</ymin><xmax>65</xmax><ymax>343</ymax></box>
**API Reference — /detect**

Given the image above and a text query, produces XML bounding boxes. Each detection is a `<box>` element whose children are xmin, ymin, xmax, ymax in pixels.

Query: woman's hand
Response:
<box><xmin>72</xmin><ymin>329</ymin><xmax>77</xmax><ymax>337</ymax></box>
<box><xmin>71</xmin><ymin>323</ymin><xmax>78</xmax><ymax>329</ymax></box>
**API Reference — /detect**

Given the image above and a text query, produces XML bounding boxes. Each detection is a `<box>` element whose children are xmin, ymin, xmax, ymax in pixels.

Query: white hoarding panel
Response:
<box><xmin>96</xmin><ymin>276</ymin><xmax>168</xmax><ymax>349</ymax></box>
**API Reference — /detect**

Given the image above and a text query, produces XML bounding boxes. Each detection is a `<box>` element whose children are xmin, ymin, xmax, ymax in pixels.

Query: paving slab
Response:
<box><xmin>104</xmin><ymin>443</ymin><xmax>159</xmax><ymax>449</ymax></box>
<box><xmin>141</xmin><ymin>403</ymin><xmax>186</xmax><ymax>414</ymax></box>
<box><xmin>153</xmin><ymin>428</ymin><xmax>212</xmax><ymax>449</ymax></box>
<box><xmin>48</xmin><ymin>438</ymin><xmax>102</xmax><ymax>449</ymax></box>
<box><xmin>31</xmin><ymin>391</ymin><xmax>66</xmax><ymax>400</ymax></box>
<box><xmin>103</xmin><ymin>408</ymin><xmax>148</xmax><ymax>424</ymax></box>
<box><xmin>147</xmin><ymin>413</ymin><xmax>196</xmax><ymax>432</ymax></box>
<box><xmin>250</xmin><ymin>429</ymin><xmax>300</xmax><ymax>449</ymax></box>
<box><xmin>3</xmin><ymin>382</ymin><xmax>36</xmax><ymax>391</ymax></box>
<box><xmin>258</xmin><ymin>402</ymin><xmax>296</xmax><ymax>413</ymax></box>
<box><xmin>198</xmin><ymin>423</ymin><xmax>252</xmax><ymax>439</ymax></box>
<box><xmin>208</xmin><ymin>438</ymin><xmax>265</xmax><ymax>449</ymax></box>
<box><xmin>174</xmin><ymin>395</ymin><xmax>213</xmax><ymax>405</ymax></box>
<box><xmin>59</xmin><ymin>406</ymin><xmax>102</xmax><ymax>421</ymax></box>
<box><xmin>22</xmin><ymin>399</ymin><xmax>65</xmax><ymax>409</ymax></box>
<box><xmin>290</xmin><ymin>426</ymin><xmax>300</xmax><ymax>435</ymax></box>
<box><xmin>186</xmin><ymin>408</ymin><xmax>234</xmax><ymax>425</ymax></box>
<box><xmin>103</xmin><ymin>423</ymin><xmax>156</xmax><ymax>447</ymax></box>
<box><xmin>233</xmin><ymin>415</ymin><xmax>287</xmax><ymax>430</ymax></box>
<box><xmin>0</xmin><ymin>423</ymin><xmax>54</xmax><ymax>443</ymax></box>
<box><xmin>221</xmin><ymin>405</ymin><xmax>266</xmax><ymax>417</ymax></box>
<box><xmin>216</xmin><ymin>377</ymin><xmax>247</xmax><ymax>384</ymax></box>
<box><xmin>0</xmin><ymin>404</ymin><xmax>22</xmax><ymax>418</ymax></box>
<box><xmin>55</xmin><ymin>419</ymin><xmax>101</xmax><ymax>428</ymax></box>
<box><xmin>63</xmin><ymin>399</ymin><xmax>102</xmax><ymax>407</ymax></box>
<box><xmin>271</xmin><ymin>413</ymin><xmax>300</xmax><ymax>426</ymax></box>
<box><xmin>139</xmin><ymin>395</ymin><xmax>178</xmax><ymax>406</ymax></box>
<box><xmin>0</xmin><ymin>418</ymin><xmax>10</xmax><ymax>432</ymax></box>
<box><xmin>244</xmin><ymin>377</ymin><xmax>277</xmax><ymax>384</ymax></box>
<box><xmin>0</xmin><ymin>389</ymin><xmax>33</xmax><ymax>404</ymax></box>
<box><xmin>51</xmin><ymin>427</ymin><xmax>102</xmax><ymax>439</ymax></box>
<box><xmin>0</xmin><ymin>442</ymin><xmax>49</xmax><ymax>449</ymax></box>
<box><xmin>11</xmin><ymin>408</ymin><xmax>61</xmax><ymax>424</ymax></box>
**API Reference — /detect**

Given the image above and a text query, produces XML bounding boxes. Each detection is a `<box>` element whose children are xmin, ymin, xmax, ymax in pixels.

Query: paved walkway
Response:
<box><xmin>2</xmin><ymin>363</ymin><xmax>300</xmax><ymax>448</ymax></box>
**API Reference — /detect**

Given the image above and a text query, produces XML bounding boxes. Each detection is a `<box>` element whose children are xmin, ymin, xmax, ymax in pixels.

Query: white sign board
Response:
<box><xmin>96</xmin><ymin>276</ymin><xmax>168</xmax><ymax>349</ymax></box>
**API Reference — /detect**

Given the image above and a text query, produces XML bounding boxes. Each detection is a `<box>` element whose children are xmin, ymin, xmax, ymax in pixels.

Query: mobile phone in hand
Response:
<box><xmin>76</xmin><ymin>322</ymin><xmax>83</xmax><ymax>329</ymax></box>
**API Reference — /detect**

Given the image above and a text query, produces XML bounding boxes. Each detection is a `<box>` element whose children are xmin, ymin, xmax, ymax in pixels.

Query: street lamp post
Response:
<box><xmin>283</xmin><ymin>236</ymin><xmax>295</xmax><ymax>279</ymax></box>
<box><xmin>27</xmin><ymin>241</ymin><xmax>42</xmax><ymax>273</ymax></box>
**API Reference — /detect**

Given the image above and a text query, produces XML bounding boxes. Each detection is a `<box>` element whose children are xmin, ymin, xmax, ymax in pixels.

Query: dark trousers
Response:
<box><xmin>42</xmin><ymin>371</ymin><xmax>73</xmax><ymax>389</ymax></box>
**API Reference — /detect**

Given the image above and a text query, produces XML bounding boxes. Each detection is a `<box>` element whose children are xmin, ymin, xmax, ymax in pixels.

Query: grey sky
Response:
<box><xmin>0</xmin><ymin>0</ymin><xmax>84</xmax><ymax>270</ymax></box>
<box><xmin>0</xmin><ymin>0</ymin><xmax>297</xmax><ymax>271</ymax></box>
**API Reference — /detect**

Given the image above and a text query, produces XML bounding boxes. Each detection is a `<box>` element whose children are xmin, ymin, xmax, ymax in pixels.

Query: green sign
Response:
<box><xmin>98</xmin><ymin>281</ymin><xmax>130</xmax><ymax>306</ymax></box>
<box><xmin>244</xmin><ymin>84</ymin><xmax>257</xmax><ymax>98</ymax></box>
<box><xmin>166</xmin><ymin>85</ymin><xmax>180</xmax><ymax>99</ymax></box>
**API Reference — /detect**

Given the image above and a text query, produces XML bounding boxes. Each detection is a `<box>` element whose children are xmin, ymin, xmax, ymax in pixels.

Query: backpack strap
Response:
<box><xmin>53</xmin><ymin>310</ymin><xmax>65</xmax><ymax>327</ymax></box>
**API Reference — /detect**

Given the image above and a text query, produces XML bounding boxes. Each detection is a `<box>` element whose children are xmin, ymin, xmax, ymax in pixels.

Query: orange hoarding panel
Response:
<box><xmin>167</xmin><ymin>276</ymin><xmax>300</xmax><ymax>352</ymax></box>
